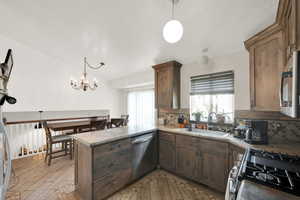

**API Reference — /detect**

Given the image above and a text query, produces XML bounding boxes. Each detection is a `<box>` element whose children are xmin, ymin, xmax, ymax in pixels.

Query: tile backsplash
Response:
<box><xmin>236</xmin><ymin>119</ymin><xmax>300</xmax><ymax>144</ymax></box>
<box><xmin>158</xmin><ymin>108</ymin><xmax>232</xmax><ymax>129</ymax></box>
<box><xmin>267</xmin><ymin>120</ymin><xmax>300</xmax><ymax>144</ymax></box>
<box><xmin>158</xmin><ymin>108</ymin><xmax>189</xmax><ymax>127</ymax></box>
<box><xmin>159</xmin><ymin>108</ymin><xmax>300</xmax><ymax>144</ymax></box>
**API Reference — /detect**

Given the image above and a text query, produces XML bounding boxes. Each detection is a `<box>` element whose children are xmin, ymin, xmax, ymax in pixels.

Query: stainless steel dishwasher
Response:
<box><xmin>131</xmin><ymin>132</ymin><xmax>157</xmax><ymax>180</ymax></box>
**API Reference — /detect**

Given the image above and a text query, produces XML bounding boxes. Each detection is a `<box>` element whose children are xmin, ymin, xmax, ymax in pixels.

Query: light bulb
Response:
<box><xmin>163</xmin><ymin>20</ymin><xmax>183</xmax><ymax>43</ymax></box>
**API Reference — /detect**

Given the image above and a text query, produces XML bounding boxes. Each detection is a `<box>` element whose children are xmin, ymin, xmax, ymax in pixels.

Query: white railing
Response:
<box><xmin>5</xmin><ymin>123</ymin><xmax>62</xmax><ymax>159</ymax></box>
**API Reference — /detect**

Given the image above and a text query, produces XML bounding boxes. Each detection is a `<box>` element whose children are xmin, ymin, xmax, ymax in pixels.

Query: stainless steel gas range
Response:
<box><xmin>226</xmin><ymin>148</ymin><xmax>300</xmax><ymax>200</ymax></box>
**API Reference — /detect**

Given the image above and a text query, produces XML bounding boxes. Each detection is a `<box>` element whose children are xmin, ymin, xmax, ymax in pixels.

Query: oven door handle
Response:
<box><xmin>280</xmin><ymin>72</ymin><xmax>284</xmax><ymax>104</ymax></box>
<box><xmin>228</xmin><ymin>166</ymin><xmax>238</xmax><ymax>194</ymax></box>
<box><xmin>280</xmin><ymin>71</ymin><xmax>293</xmax><ymax>105</ymax></box>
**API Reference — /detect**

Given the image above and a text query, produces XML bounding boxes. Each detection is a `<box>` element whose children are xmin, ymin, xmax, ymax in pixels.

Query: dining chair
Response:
<box><xmin>43</xmin><ymin>121</ymin><xmax>73</xmax><ymax>166</ymax></box>
<box><xmin>110</xmin><ymin>118</ymin><xmax>123</xmax><ymax>128</ymax></box>
<box><xmin>90</xmin><ymin>119</ymin><xmax>107</xmax><ymax>131</ymax></box>
<box><xmin>121</xmin><ymin>115</ymin><xmax>129</xmax><ymax>126</ymax></box>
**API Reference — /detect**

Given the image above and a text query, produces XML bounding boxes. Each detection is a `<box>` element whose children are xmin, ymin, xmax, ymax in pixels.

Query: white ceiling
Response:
<box><xmin>0</xmin><ymin>0</ymin><xmax>278</xmax><ymax>80</ymax></box>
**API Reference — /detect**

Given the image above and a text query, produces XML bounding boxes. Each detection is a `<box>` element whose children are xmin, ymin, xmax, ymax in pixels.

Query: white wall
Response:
<box><xmin>109</xmin><ymin>69</ymin><xmax>154</xmax><ymax>89</ymax></box>
<box><xmin>181</xmin><ymin>51</ymin><xmax>250</xmax><ymax>110</ymax></box>
<box><xmin>0</xmin><ymin>34</ymin><xmax>122</xmax><ymax>117</ymax></box>
<box><xmin>110</xmin><ymin>50</ymin><xmax>251</xmax><ymax>111</ymax></box>
<box><xmin>109</xmin><ymin>69</ymin><xmax>155</xmax><ymax>115</ymax></box>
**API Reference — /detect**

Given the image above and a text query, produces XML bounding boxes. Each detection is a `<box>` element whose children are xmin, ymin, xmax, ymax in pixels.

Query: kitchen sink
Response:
<box><xmin>173</xmin><ymin>128</ymin><xmax>229</xmax><ymax>137</ymax></box>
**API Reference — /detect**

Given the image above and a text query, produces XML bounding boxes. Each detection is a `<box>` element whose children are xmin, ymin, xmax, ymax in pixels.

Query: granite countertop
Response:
<box><xmin>74</xmin><ymin>125</ymin><xmax>300</xmax><ymax>155</ymax></box>
<box><xmin>74</xmin><ymin>124</ymin><xmax>156</xmax><ymax>147</ymax></box>
<box><xmin>159</xmin><ymin>126</ymin><xmax>300</xmax><ymax>156</ymax></box>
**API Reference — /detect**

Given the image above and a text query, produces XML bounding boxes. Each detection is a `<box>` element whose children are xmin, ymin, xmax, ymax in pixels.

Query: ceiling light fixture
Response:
<box><xmin>70</xmin><ymin>57</ymin><xmax>105</xmax><ymax>91</ymax></box>
<box><xmin>163</xmin><ymin>0</ymin><xmax>183</xmax><ymax>44</ymax></box>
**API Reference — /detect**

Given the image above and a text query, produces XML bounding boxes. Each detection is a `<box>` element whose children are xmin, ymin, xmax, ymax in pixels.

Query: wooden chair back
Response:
<box><xmin>110</xmin><ymin>118</ymin><xmax>124</xmax><ymax>127</ymax></box>
<box><xmin>90</xmin><ymin>119</ymin><xmax>107</xmax><ymax>130</ymax></box>
<box><xmin>42</xmin><ymin>121</ymin><xmax>53</xmax><ymax>143</ymax></box>
<box><xmin>121</xmin><ymin>115</ymin><xmax>129</xmax><ymax>126</ymax></box>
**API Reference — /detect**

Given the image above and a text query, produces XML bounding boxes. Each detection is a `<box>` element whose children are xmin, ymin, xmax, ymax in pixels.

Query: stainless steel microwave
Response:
<box><xmin>280</xmin><ymin>51</ymin><xmax>300</xmax><ymax>118</ymax></box>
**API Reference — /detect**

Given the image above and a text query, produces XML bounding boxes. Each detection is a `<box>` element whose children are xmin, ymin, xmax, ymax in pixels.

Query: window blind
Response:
<box><xmin>190</xmin><ymin>71</ymin><xmax>234</xmax><ymax>95</ymax></box>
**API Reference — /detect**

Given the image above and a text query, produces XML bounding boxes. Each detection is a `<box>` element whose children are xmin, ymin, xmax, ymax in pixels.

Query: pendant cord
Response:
<box><xmin>84</xmin><ymin>57</ymin><xmax>87</xmax><ymax>77</ymax></box>
<box><xmin>172</xmin><ymin>0</ymin><xmax>174</xmax><ymax>19</ymax></box>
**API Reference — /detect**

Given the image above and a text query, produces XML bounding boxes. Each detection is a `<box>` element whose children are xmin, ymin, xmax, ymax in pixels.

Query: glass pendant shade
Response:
<box><xmin>163</xmin><ymin>19</ymin><xmax>183</xmax><ymax>43</ymax></box>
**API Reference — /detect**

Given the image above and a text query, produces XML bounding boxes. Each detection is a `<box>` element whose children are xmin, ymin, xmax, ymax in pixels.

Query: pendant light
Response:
<box><xmin>163</xmin><ymin>0</ymin><xmax>183</xmax><ymax>43</ymax></box>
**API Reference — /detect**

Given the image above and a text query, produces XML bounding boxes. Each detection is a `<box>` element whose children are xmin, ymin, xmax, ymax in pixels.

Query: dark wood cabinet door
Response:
<box><xmin>159</xmin><ymin>139</ymin><xmax>176</xmax><ymax>172</ymax></box>
<box><xmin>93</xmin><ymin>140</ymin><xmax>132</xmax><ymax>181</ymax></box>
<box><xmin>93</xmin><ymin>168</ymin><xmax>132</xmax><ymax>200</ymax></box>
<box><xmin>197</xmin><ymin>139</ymin><xmax>229</xmax><ymax>192</ymax></box>
<box><xmin>156</xmin><ymin>67</ymin><xmax>172</xmax><ymax>108</ymax></box>
<box><xmin>198</xmin><ymin>151</ymin><xmax>228</xmax><ymax>192</ymax></box>
<box><xmin>153</xmin><ymin>61</ymin><xmax>182</xmax><ymax>109</ymax></box>
<box><xmin>283</xmin><ymin>0</ymin><xmax>298</xmax><ymax>63</ymax></box>
<box><xmin>249</xmin><ymin>31</ymin><xmax>284</xmax><ymax>111</ymax></box>
<box><xmin>176</xmin><ymin>146</ymin><xmax>198</xmax><ymax>180</ymax></box>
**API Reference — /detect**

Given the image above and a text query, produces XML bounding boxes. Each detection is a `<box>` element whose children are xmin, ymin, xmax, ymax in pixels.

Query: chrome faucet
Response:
<box><xmin>208</xmin><ymin>112</ymin><xmax>217</xmax><ymax>123</ymax></box>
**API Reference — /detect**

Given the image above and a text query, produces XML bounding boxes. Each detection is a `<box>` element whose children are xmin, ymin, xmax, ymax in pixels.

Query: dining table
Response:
<box><xmin>47</xmin><ymin>118</ymin><xmax>125</xmax><ymax>134</ymax></box>
<box><xmin>47</xmin><ymin>120</ymin><xmax>92</xmax><ymax>133</ymax></box>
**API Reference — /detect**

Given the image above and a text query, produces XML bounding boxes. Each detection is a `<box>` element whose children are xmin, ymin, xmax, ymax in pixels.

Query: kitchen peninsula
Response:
<box><xmin>74</xmin><ymin>125</ymin><xmax>157</xmax><ymax>200</ymax></box>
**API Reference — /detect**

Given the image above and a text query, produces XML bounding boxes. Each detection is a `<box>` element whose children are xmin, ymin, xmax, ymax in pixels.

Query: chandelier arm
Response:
<box><xmin>85</xmin><ymin>60</ymin><xmax>105</xmax><ymax>70</ymax></box>
<box><xmin>89</xmin><ymin>82</ymin><xmax>98</xmax><ymax>90</ymax></box>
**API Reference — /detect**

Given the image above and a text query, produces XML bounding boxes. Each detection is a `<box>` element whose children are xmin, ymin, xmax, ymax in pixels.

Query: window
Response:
<box><xmin>127</xmin><ymin>89</ymin><xmax>155</xmax><ymax>126</ymax></box>
<box><xmin>190</xmin><ymin>71</ymin><xmax>234</xmax><ymax>123</ymax></box>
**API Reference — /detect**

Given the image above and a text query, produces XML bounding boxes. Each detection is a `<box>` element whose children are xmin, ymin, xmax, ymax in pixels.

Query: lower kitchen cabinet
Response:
<box><xmin>175</xmin><ymin>134</ymin><xmax>198</xmax><ymax>180</ymax></box>
<box><xmin>175</xmin><ymin>146</ymin><xmax>198</xmax><ymax>180</ymax></box>
<box><xmin>158</xmin><ymin>131</ymin><xmax>230</xmax><ymax>193</ymax></box>
<box><xmin>197</xmin><ymin>150</ymin><xmax>228</xmax><ymax>192</ymax></box>
<box><xmin>93</xmin><ymin>169</ymin><xmax>132</xmax><ymax>200</ymax></box>
<box><xmin>92</xmin><ymin>139</ymin><xmax>133</xmax><ymax>200</ymax></box>
<box><xmin>198</xmin><ymin>139</ymin><xmax>229</xmax><ymax>192</ymax></box>
<box><xmin>75</xmin><ymin>131</ymin><xmax>158</xmax><ymax>200</ymax></box>
<box><xmin>159</xmin><ymin>132</ymin><xmax>176</xmax><ymax>172</ymax></box>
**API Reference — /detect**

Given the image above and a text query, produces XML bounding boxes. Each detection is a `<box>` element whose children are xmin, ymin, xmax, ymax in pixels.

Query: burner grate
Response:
<box><xmin>241</xmin><ymin>149</ymin><xmax>300</xmax><ymax>196</ymax></box>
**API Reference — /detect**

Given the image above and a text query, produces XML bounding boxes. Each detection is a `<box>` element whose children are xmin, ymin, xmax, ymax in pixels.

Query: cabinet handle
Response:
<box><xmin>250</xmin><ymin>99</ymin><xmax>254</xmax><ymax>106</ymax></box>
<box><xmin>107</xmin><ymin>163</ymin><xmax>114</xmax><ymax>169</ymax></box>
<box><xmin>197</xmin><ymin>152</ymin><xmax>201</xmax><ymax>158</ymax></box>
<box><xmin>132</xmin><ymin>135</ymin><xmax>153</xmax><ymax>144</ymax></box>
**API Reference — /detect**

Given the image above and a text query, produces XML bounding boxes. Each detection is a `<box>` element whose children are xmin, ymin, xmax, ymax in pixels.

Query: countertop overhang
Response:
<box><xmin>73</xmin><ymin>124</ymin><xmax>157</xmax><ymax>147</ymax></box>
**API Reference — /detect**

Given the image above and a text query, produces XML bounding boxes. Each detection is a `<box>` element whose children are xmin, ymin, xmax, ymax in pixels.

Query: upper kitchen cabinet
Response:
<box><xmin>153</xmin><ymin>61</ymin><xmax>182</xmax><ymax>109</ymax></box>
<box><xmin>244</xmin><ymin>0</ymin><xmax>300</xmax><ymax>112</ymax></box>
<box><xmin>245</xmin><ymin>25</ymin><xmax>285</xmax><ymax>111</ymax></box>
<box><xmin>277</xmin><ymin>0</ymin><xmax>300</xmax><ymax>62</ymax></box>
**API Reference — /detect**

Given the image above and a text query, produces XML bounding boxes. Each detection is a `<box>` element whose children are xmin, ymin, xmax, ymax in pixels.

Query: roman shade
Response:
<box><xmin>190</xmin><ymin>71</ymin><xmax>234</xmax><ymax>95</ymax></box>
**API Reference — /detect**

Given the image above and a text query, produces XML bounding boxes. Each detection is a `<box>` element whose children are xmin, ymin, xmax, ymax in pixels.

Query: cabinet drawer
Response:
<box><xmin>176</xmin><ymin>134</ymin><xmax>199</xmax><ymax>147</ymax></box>
<box><xmin>159</xmin><ymin>131</ymin><xmax>175</xmax><ymax>143</ymax></box>
<box><xmin>93</xmin><ymin>168</ymin><xmax>131</xmax><ymax>200</ymax></box>
<box><xmin>200</xmin><ymin>139</ymin><xmax>228</xmax><ymax>155</ymax></box>
<box><xmin>93</xmin><ymin>145</ymin><xmax>132</xmax><ymax>180</ymax></box>
<box><xmin>93</xmin><ymin>139</ymin><xmax>131</xmax><ymax>155</ymax></box>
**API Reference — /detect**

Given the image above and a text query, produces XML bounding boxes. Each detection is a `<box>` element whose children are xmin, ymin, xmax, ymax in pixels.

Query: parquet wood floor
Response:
<box><xmin>6</xmin><ymin>155</ymin><xmax>224</xmax><ymax>200</ymax></box>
